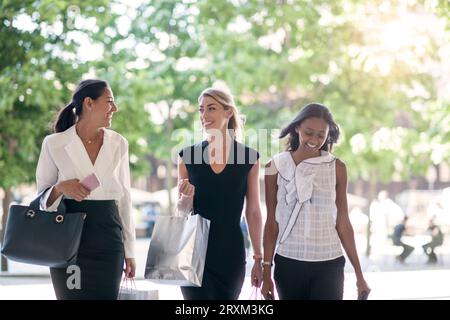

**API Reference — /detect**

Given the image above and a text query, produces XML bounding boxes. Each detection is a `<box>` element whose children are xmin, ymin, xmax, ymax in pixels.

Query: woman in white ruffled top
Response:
<box><xmin>261</xmin><ymin>103</ymin><xmax>370</xmax><ymax>300</ymax></box>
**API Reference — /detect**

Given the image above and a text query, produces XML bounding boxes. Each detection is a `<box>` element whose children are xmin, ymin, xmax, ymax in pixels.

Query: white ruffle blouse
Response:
<box><xmin>273</xmin><ymin>150</ymin><xmax>343</xmax><ymax>261</ymax></box>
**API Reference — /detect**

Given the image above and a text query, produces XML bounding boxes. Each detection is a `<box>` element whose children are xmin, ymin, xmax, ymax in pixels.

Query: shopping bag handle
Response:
<box><xmin>248</xmin><ymin>286</ymin><xmax>263</xmax><ymax>300</ymax></box>
<box><xmin>121</xmin><ymin>276</ymin><xmax>137</xmax><ymax>290</ymax></box>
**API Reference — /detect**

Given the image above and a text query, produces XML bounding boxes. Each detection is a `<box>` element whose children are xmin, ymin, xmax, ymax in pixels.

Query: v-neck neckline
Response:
<box><xmin>75</xmin><ymin>129</ymin><xmax>105</xmax><ymax>168</ymax></box>
<box><xmin>205</xmin><ymin>139</ymin><xmax>234</xmax><ymax>175</ymax></box>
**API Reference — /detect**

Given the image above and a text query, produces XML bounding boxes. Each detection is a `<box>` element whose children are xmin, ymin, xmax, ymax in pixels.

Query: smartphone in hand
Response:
<box><xmin>80</xmin><ymin>173</ymin><xmax>100</xmax><ymax>191</ymax></box>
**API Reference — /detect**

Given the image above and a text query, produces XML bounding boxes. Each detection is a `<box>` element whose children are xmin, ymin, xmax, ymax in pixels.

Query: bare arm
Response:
<box><xmin>245</xmin><ymin>160</ymin><xmax>263</xmax><ymax>257</ymax></box>
<box><xmin>245</xmin><ymin>160</ymin><xmax>263</xmax><ymax>287</ymax></box>
<box><xmin>178</xmin><ymin>156</ymin><xmax>189</xmax><ymax>188</ymax></box>
<box><xmin>177</xmin><ymin>156</ymin><xmax>194</xmax><ymax>215</ymax></box>
<box><xmin>335</xmin><ymin>159</ymin><xmax>370</xmax><ymax>297</ymax></box>
<box><xmin>261</xmin><ymin>160</ymin><xmax>279</xmax><ymax>298</ymax></box>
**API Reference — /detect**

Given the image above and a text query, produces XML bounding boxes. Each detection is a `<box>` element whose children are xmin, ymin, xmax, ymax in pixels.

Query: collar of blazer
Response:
<box><xmin>63</xmin><ymin>125</ymin><xmax>116</xmax><ymax>182</ymax></box>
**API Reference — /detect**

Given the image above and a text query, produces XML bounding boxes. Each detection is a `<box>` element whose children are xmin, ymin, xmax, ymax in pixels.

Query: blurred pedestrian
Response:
<box><xmin>422</xmin><ymin>218</ymin><xmax>444</xmax><ymax>264</ymax></box>
<box><xmin>392</xmin><ymin>216</ymin><xmax>414</xmax><ymax>263</ymax></box>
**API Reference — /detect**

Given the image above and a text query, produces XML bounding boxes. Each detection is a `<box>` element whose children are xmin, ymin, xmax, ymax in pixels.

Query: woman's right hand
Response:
<box><xmin>178</xmin><ymin>178</ymin><xmax>195</xmax><ymax>197</ymax></box>
<box><xmin>176</xmin><ymin>179</ymin><xmax>195</xmax><ymax>216</ymax></box>
<box><xmin>261</xmin><ymin>276</ymin><xmax>275</xmax><ymax>300</ymax></box>
<box><xmin>55</xmin><ymin>179</ymin><xmax>90</xmax><ymax>201</ymax></box>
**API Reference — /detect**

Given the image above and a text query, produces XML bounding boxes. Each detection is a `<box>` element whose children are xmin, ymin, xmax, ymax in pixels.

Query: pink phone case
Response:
<box><xmin>80</xmin><ymin>173</ymin><xmax>100</xmax><ymax>191</ymax></box>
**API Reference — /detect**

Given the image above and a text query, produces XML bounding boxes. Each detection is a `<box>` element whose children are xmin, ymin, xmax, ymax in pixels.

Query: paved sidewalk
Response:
<box><xmin>2</xmin><ymin>236</ymin><xmax>450</xmax><ymax>300</ymax></box>
<box><xmin>2</xmin><ymin>269</ymin><xmax>450</xmax><ymax>300</ymax></box>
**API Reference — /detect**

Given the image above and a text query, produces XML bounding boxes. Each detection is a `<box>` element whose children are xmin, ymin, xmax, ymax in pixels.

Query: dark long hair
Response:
<box><xmin>279</xmin><ymin>103</ymin><xmax>340</xmax><ymax>152</ymax></box>
<box><xmin>53</xmin><ymin>79</ymin><xmax>109</xmax><ymax>133</ymax></box>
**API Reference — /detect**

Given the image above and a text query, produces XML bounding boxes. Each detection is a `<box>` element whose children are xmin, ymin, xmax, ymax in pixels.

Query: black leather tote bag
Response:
<box><xmin>1</xmin><ymin>191</ymin><xmax>86</xmax><ymax>268</ymax></box>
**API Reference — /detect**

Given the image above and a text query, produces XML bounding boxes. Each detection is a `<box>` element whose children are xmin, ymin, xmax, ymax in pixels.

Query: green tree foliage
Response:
<box><xmin>190</xmin><ymin>0</ymin><xmax>450</xmax><ymax>184</ymax></box>
<box><xmin>1</xmin><ymin>0</ymin><xmax>449</xmax><ymax>262</ymax></box>
<box><xmin>0</xmin><ymin>0</ymin><xmax>110</xmax><ymax>270</ymax></box>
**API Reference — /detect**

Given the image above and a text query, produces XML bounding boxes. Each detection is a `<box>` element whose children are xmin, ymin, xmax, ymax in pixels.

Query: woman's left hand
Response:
<box><xmin>357</xmin><ymin>277</ymin><xmax>371</xmax><ymax>299</ymax></box>
<box><xmin>251</xmin><ymin>261</ymin><xmax>263</xmax><ymax>287</ymax></box>
<box><xmin>124</xmin><ymin>258</ymin><xmax>136</xmax><ymax>278</ymax></box>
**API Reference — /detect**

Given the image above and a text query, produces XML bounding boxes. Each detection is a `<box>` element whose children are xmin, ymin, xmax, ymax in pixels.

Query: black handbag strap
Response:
<box><xmin>29</xmin><ymin>187</ymin><xmax>67</xmax><ymax>213</ymax></box>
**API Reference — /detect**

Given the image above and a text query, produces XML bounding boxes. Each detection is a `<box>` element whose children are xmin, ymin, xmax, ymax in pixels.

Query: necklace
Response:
<box><xmin>81</xmin><ymin>131</ymin><xmax>102</xmax><ymax>144</ymax></box>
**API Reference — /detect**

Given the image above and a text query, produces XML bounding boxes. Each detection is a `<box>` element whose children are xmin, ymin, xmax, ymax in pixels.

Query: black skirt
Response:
<box><xmin>50</xmin><ymin>199</ymin><xmax>125</xmax><ymax>300</ymax></box>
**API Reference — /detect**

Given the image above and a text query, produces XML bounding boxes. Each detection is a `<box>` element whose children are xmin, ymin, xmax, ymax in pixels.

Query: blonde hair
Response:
<box><xmin>198</xmin><ymin>87</ymin><xmax>244</xmax><ymax>140</ymax></box>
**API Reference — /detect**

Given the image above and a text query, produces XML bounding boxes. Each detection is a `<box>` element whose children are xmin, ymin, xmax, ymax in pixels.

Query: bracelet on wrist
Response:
<box><xmin>253</xmin><ymin>254</ymin><xmax>263</xmax><ymax>261</ymax></box>
<box><xmin>261</xmin><ymin>261</ymin><xmax>273</xmax><ymax>267</ymax></box>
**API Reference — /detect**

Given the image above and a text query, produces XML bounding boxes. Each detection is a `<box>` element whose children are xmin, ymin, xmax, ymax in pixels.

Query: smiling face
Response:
<box><xmin>296</xmin><ymin>117</ymin><xmax>329</xmax><ymax>153</ymax></box>
<box><xmin>85</xmin><ymin>87</ymin><xmax>117</xmax><ymax>128</ymax></box>
<box><xmin>198</xmin><ymin>95</ymin><xmax>232</xmax><ymax>133</ymax></box>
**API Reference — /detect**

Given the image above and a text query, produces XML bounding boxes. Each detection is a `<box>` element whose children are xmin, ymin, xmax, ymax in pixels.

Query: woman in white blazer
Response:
<box><xmin>36</xmin><ymin>79</ymin><xmax>136</xmax><ymax>299</ymax></box>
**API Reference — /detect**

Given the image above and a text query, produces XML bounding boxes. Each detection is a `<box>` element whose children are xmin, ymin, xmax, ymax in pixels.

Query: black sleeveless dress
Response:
<box><xmin>179</xmin><ymin>140</ymin><xmax>259</xmax><ymax>300</ymax></box>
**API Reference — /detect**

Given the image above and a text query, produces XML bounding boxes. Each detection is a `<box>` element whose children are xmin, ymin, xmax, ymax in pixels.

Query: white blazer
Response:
<box><xmin>36</xmin><ymin>124</ymin><xmax>135</xmax><ymax>258</ymax></box>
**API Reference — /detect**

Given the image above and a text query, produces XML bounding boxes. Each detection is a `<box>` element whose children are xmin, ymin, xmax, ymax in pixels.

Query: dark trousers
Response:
<box><xmin>423</xmin><ymin>241</ymin><xmax>441</xmax><ymax>263</ymax></box>
<box><xmin>181</xmin><ymin>265</ymin><xmax>246</xmax><ymax>300</ymax></box>
<box><xmin>50</xmin><ymin>200</ymin><xmax>125</xmax><ymax>300</ymax></box>
<box><xmin>398</xmin><ymin>242</ymin><xmax>414</xmax><ymax>260</ymax></box>
<box><xmin>274</xmin><ymin>254</ymin><xmax>345</xmax><ymax>300</ymax></box>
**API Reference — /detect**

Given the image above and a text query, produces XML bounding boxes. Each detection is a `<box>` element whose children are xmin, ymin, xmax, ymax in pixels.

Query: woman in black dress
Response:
<box><xmin>178</xmin><ymin>87</ymin><xmax>263</xmax><ymax>299</ymax></box>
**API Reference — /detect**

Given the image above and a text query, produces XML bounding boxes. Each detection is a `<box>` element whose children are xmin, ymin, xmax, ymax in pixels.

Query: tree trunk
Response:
<box><xmin>166</xmin><ymin>159</ymin><xmax>174</xmax><ymax>214</ymax></box>
<box><xmin>1</xmin><ymin>187</ymin><xmax>12</xmax><ymax>272</ymax></box>
<box><xmin>165</xmin><ymin>107</ymin><xmax>174</xmax><ymax>214</ymax></box>
<box><xmin>434</xmin><ymin>164</ymin><xmax>441</xmax><ymax>185</ymax></box>
<box><xmin>354</xmin><ymin>179</ymin><xmax>364</xmax><ymax>197</ymax></box>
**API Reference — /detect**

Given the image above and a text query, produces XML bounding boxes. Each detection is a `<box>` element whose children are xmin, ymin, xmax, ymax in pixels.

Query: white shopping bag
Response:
<box><xmin>144</xmin><ymin>214</ymin><xmax>210</xmax><ymax>287</ymax></box>
<box><xmin>118</xmin><ymin>278</ymin><xmax>159</xmax><ymax>300</ymax></box>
